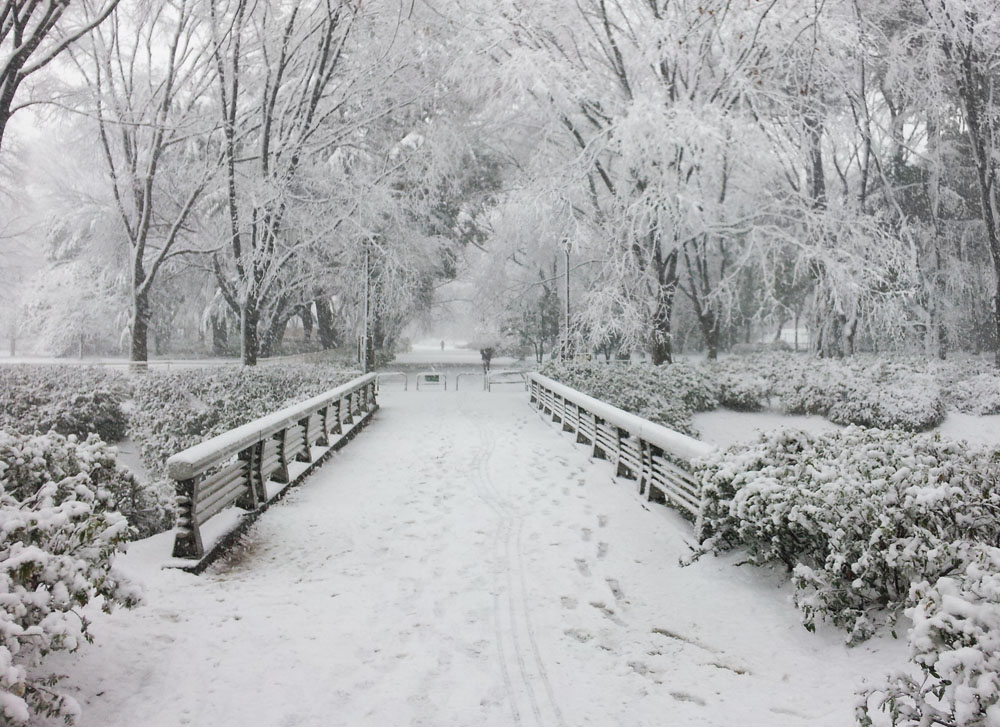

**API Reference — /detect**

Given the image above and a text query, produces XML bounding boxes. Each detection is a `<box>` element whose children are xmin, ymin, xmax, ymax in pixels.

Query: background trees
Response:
<box><xmin>3</xmin><ymin>0</ymin><xmax>1000</xmax><ymax>366</ymax></box>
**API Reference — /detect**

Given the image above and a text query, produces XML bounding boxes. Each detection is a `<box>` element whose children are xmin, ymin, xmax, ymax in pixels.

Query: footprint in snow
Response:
<box><xmin>605</xmin><ymin>577</ymin><xmax>624</xmax><ymax>601</ymax></box>
<box><xmin>628</xmin><ymin>660</ymin><xmax>653</xmax><ymax>676</ymax></box>
<box><xmin>670</xmin><ymin>691</ymin><xmax>706</xmax><ymax>706</ymax></box>
<box><xmin>597</xmin><ymin>542</ymin><xmax>609</xmax><ymax>559</ymax></box>
<box><xmin>575</xmin><ymin>558</ymin><xmax>591</xmax><ymax>576</ymax></box>
<box><xmin>598</xmin><ymin>515</ymin><xmax>608</xmax><ymax>527</ymax></box>
<box><xmin>560</xmin><ymin>596</ymin><xmax>578</xmax><ymax>609</ymax></box>
<box><xmin>564</xmin><ymin>628</ymin><xmax>593</xmax><ymax>643</ymax></box>
<box><xmin>590</xmin><ymin>601</ymin><xmax>625</xmax><ymax>626</ymax></box>
<box><xmin>582</xmin><ymin>527</ymin><xmax>592</xmax><ymax>542</ymax></box>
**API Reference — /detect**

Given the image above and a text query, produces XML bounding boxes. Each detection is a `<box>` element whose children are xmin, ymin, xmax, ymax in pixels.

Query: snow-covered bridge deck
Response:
<box><xmin>46</xmin><ymin>390</ymin><xmax>899</xmax><ymax>727</ymax></box>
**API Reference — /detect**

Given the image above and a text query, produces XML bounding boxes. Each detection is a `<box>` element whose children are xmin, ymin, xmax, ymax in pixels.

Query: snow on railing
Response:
<box><xmin>168</xmin><ymin>373</ymin><xmax>378</xmax><ymax>562</ymax></box>
<box><xmin>527</xmin><ymin>373</ymin><xmax>715</xmax><ymax>516</ymax></box>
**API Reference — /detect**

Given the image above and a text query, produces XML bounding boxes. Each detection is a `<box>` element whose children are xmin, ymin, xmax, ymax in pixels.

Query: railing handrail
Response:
<box><xmin>528</xmin><ymin>373</ymin><xmax>714</xmax><ymax>462</ymax></box>
<box><xmin>167</xmin><ymin>373</ymin><xmax>377</xmax><ymax>480</ymax></box>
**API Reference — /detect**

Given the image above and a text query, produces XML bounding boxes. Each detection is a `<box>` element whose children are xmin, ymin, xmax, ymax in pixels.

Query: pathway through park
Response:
<box><xmin>44</xmin><ymin>389</ymin><xmax>902</xmax><ymax>727</ymax></box>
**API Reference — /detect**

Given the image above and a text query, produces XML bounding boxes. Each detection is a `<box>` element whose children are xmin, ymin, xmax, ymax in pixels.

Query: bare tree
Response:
<box><xmin>73</xmin><ymin>0</ymin><xmax>218</xmax><ymax>364</ymax></box>
<box><xmin>0</xmin><ymin>0</ymin><xmax>120</xmax><ymax>152</ymax></box>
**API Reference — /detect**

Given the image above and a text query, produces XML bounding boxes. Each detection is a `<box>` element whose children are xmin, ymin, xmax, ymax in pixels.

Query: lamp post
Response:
<box><xmin>361</xmin><ymin>239</ymin><xmax>371</xmax><ymax>373</ymax></box>
<box><xmin>563</xmin><ymin>240</ymin><xmax>572</xmax><ymax>360</ymax></box>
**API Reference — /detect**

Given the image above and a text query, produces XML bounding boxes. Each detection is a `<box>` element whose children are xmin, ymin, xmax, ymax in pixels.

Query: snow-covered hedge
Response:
<box><xmin>722</xmin><ymin>354</ymin><xmax>948</xmax><ymax>431</ymax></box>
<box><xmin>0</xmin><ymin>430</ymin><xmax>139</xmax><ymax>724</ymax></box>
<box><xmin>538</xmin><ymin>361</ymin><xmax>714</xmax><ymax>435</ymax></box>
<box><xmin>948</xmin><ymin>373</ymin><xmax>1000</xmax><ymax>416</ymax></box>
<box><xmin>709</xmin><ymin>360</ymin><xmax>771</xmax><ymax>411</ymax></box>
<box><xmin>0</xmin><ymin>367</ymin><xmax>131</xmax><ymax>443</ymax></box>
<box><xmin>695</xmin><ymin>426</ymin><xmax>1000</xmax><ymax>644</ymax></box>
<box><xmin>859</xmin><ymin>544</ymin><xmax>1000</xmax><ymax>727</ymax></box>
<box><xmin>130</xmin><ymin>365</ymin><xmax>362</xmax><ymax>481</ymax></box>
<box><xmin>541</xmin><ymin>354</ymin><xmax>954</xmax><ymax>431</ymax></box>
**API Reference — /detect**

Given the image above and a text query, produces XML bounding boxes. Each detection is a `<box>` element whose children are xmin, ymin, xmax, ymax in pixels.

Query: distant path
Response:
<box><xmin>42</xmin><ymin>390</ymin><xmax>900</xmax><ymax>727</ymax></box>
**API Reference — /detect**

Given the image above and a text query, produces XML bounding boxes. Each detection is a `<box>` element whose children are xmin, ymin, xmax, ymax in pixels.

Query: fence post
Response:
<box><xmin>172</xmin><ymin>477</ymin><xmax>204</xmax><ymax>559</ymax></box>
<box><xmin>297</xmin><ymin>416</ymin><xmax>312</xmax><ymax>462</ymax></box>
<box><xmin>593</xmin><ymin>417</ymin><xmax>607</xmax><ymax>459</ymax></box>
<box><xmin>237</xmin><ymin>442</ymin><xmax>265</xmax><ymax>509</ymax></box>
<box><xmin>273</xmin><ymin>429</ymin><xmax>291</xmax><ymax>483</ymax></box>
<box><xmin>332</xmin><ymin>399</ymin><xmax>343</xmax><ymax>435</ymax></box>
<box><xmin>317</xmin><ymin>406</ymin><xmax>331</xmax><ymax>446</ymax></box>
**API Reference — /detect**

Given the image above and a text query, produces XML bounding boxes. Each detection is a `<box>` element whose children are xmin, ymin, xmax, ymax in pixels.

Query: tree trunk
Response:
<box><xmin>241</xmin><ymin>298</ymin><xmax>259</xmax><ymax>366</ymax></box>
<box><xmin>995</xmin><ymin>289</ymin><xmax>1000</xmax><ymax>368</ymax></box>
<box><xmin>131</xmin><ymin>286</ymin><xmax>150</xmax><ymax>364</ymax></box>
<box><xmin>261</xmin><ymin>313</ymin><xmax>290</xmax><ymax>358</ymax></box>
<box><xmin>950</xmin><ymin>42</ymin><xmax>1000</xmax><ymax>366</ymax></box>
<box><xmin>300</xmin><ymin>305</ymin><xmax>313</xmax><ymax>343</ymax></box>
<box><xmin>649</xmin><ymin>297</ymin><xmax>674</xmax><ymax>364</ymax></box>
<box><xmin>844</xmin><ymin>315</ymin><xmax>857</xmax><ymax>356</ymax></box>
<box><xmin>697</xmin><ymin>310</ymin><xmax>719</xmax><ymax>360</ymax></box>
<box><xmin>315</xmin><ymin>298</ymin><xmax>337</xmax><ymax>349</ymax></box>
<box><xmin>805</xmin><ymin>112</ymin><xmax>827</xmax><ymax>209</ymax></box>
<box><xmin>649</xmin><ymin>248</ymin><xmax>679</xmax><ymax>365</ymax></box>
<box><xmin>211</xmin><ymin>316</ymin><xmax>228</xmax><ymax>356</ymax></box>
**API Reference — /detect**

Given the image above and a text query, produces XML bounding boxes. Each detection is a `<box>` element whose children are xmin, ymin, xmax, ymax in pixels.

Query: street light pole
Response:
<box><xmin>563</xmin><ymin>242</ymin><xmax>571</xmax><ymax>360</ymax></box>
<box><xmin>361</xmin><ymin>241</ymin><xmax>370</xmax><ymax>373</ymax></box>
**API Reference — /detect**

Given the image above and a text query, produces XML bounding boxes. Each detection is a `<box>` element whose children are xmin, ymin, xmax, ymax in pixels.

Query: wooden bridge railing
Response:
<box><xmin>527</xmin><ymin>373</ymin><xmax>714</xmax><ymax>516</ymax></box>
<box><xmin>168</xmin><ymin>373</ymin><xmax>378</xmax><ymax>560</ymax></box>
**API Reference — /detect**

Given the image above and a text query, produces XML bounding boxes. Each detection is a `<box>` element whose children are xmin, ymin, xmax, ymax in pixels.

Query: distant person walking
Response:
<box><xmin>440</xmin><ymin>340</ymin><xmax>445</xmax><ymax>351</ymax></box>
<box><xmin>480</xmin><ymin>347</ymin><xmax>494</xmax><ymax>375</ymax></box>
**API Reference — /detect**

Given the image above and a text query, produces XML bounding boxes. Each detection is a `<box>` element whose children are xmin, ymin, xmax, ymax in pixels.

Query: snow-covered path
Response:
<box><xmin>45</xmin><ymin>390</ymin><xmax>901</xmax><ymax>727</ymax></box>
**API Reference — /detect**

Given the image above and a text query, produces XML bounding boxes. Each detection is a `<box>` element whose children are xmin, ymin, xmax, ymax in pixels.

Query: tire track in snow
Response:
<box><xmin>462</xmin><ymin>398</ymin><xmax>567</xmax><ymax>727</ymax></box>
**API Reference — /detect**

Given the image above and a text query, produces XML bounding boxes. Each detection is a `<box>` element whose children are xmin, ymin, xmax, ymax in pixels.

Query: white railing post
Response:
<box><xmin>526</xmin><ymin>373</ymin><xmax>715</xmax><ymax>518</ymax></box>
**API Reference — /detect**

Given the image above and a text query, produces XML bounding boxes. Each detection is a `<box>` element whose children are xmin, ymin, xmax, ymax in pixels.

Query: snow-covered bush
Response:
<box><xmin>695</xmin><ymin>427</ymin><xmax>1000</xmax><ymax>644</ymax></box>
<box><xmin>0</xmin><ymin>430</ymin><xmax>139</xmax><ymax>723</ymax></box>
<box><xmin>130</xmin><ymin>365</ymin><xmax>361</xmax><ymax>480</ymax></box>
<box><xmin>539</xmin><ymin>361</ymin><xmax>706</xmax><ymax>435</ymax></box>
<box><xmin>859</xmin><ymin>544</ymin><xmax>1000</xmax><ymax>727</ymax></box>
<box><xmin>949</xmin><ymin>373</ymin><xmax>1000</xmax><ymax>416</ymax></box>
<box><xmin>759</xmin><ymin>356</ymin><xmax>948</xmax><ymax>431</ymax></box>
<box><xmin>709</xmin><ymin>363</ymin><xmax>771</xmax><ymax>411</ymax></box>
<box><xmin>0</xmin><ymin>366</ymin><xmax>131</xmax><ymax>443</ymax></box>
<box><xmin>772</xmin><ymin>357</ymin><xmax>848</xmax><ymax>415</ymax></box>
<box><xmin>827</xmin><ymin>364</ymin><xmax>947</xmax><ymax>432</ymax></box>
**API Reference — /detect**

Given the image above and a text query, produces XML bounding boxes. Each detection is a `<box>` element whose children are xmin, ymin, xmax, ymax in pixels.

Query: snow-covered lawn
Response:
<box><xmin>41</xmin><ymin>390</ymin><xmax>905</xmax><ymax>727</ymax></box>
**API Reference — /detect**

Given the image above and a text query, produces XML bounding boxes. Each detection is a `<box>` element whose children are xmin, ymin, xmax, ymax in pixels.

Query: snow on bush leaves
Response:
<box><xmin>949</xmin><ymin>373</ymin><xmax>1000</xmax><ymax>416</ymax></box>
<box><xmin>0</xmin><ymin>430</ymin><xmax>139</xmax><ymax>724</ymax></box>
<box><xmin>859</xmin><ymin>544</ymin><xmax>1000</xmax><ymax>727</ymax></box>
<box><xmin>695</xmin><ymin>426</ymin><xmax>1000</xmax><ymax>645</ymax></box>
<box><xmin>539</xmin><ymin>361</ymin><xmax>713</xmax><ymax>435</ymax></box>
<box><xmin>130</xmin><ymin>365</ymin><xmax>362</xmax><ymax>481</ymax></box>
<box><xmin>0</xmin><ymin>366</ymin><xmax>131</xmax><ymax>443</ymax></box>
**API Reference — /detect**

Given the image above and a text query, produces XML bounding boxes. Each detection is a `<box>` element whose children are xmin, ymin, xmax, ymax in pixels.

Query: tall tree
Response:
<box><xmin>918</xmin><ymin>0</ymin><xmax>1000</xmax><ymax>365</ymax></box>
<box><xmin>75</xmin><ymin>0</ymin><xmax>218</xmax><ymax>364</ymax></box>
<box><xmin>0</xmin><ymin>0</ymin><xmax>120</xmax><ymax>152</ymax></box>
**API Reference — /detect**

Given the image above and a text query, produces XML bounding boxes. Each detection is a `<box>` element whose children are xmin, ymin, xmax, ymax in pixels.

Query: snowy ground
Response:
<box><xmin>40</xmin><ymin>390</ymin><xmax>907</xmax><ymax>727</ymax></box>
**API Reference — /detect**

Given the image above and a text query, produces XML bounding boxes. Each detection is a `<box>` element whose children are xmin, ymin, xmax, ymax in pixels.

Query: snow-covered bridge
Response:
<box><xmin>42</xmin><ymin>384</ymin><xmax>900</xmax><ymax>727</ymax></box>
